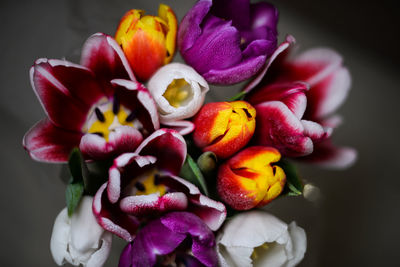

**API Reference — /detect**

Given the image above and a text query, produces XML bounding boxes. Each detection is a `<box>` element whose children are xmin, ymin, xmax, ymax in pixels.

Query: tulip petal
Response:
<box><xmin>250</xmin><ymin>2</ymin><xmax>278</xmax><ymax>35</ymax></box>
<box><xmin>161</xmin><ymin>175</ymin><xmax>227</xmax><ymax>231</ymax></box>
<box><xmin>243</xmin><ymin>35</ymin><xmax>295</xmax><ymax>93</ymax></box>
<box><xmin>81</xmin><ymin>33</ymin><xmax>136</xmax><ymax>95</ymax></box>
<box><xmin>178</xmin><ymin>0</ymin><xmax>212</xmax><ymax>53</ymax></box>
<box><xmin>108</xmin><ymin>154</ymin><xmax>157</xmax><ymax>203</ymax></box>
<box><xmin>211</xmin><ymin>0</ymin><xmax>250</xmax><ymax>30</ymax></box>
<box><xmin>203</xmin><ymin>54</ymin><xmax>266</xmax><ymax>85</ymax></box>
<box><xmin>254</xmin><ymin>101</ymin><xmax>313</xmax><ymax>157</ymax></box>
<box><xmin>50</xmin><ymin>208</ymin><xmax>70</xmax><ymax>265</ymax></box>
<box><xmin>86</xmin><ymin>232</ymin><xmax>112</xmax><ymax>267</ymax></box>
<box><xmin>158</xmin><ymin>4</ymin><xmax>178</xmax><ymax>64</ymax></box>
<box><xmin>31</xmin><ymin>59</ymin><xmax>103</xmax><ymax>131</ymax></box>
<box><xmin>93</xmin><ymin>183</ymin><xmax>140</xmax><ymax>242</ymax></box>
<box><xmin>111</xmin><ymin>79</ymin><xmax>160</xmax><ymax>132</ymax></box>
<box><xmin>300</xmin><ymin>140</ymin><xmax>357</xmax><ymax>169</ymax></box>
<box><xmin>246</xmin><ymin>81</ymin><xmax>309</xmax><ymax>119</ymax></box>
<box><xmin>182</xmin><ymin>15</ymin><xmax>242</xmax><ymax>76</ymax></box>
<box><xmin>286</xmin><ymin>222</ymin><xmax>307</xmax><ymax>267</ymax></box>
<box><xmin>301</xmin><ymin>120</ymin><xmax>331</xmax><ymax>142</ymax></box>
<box><xmin>23</xmin><ymin>119</ymin><xmax>82</xmax><ymax>163</ymax></box>
<box><xmin>79</xmin><ymin>126</ymin><xmax>143</xmax><ymax>160</ymax></box>
<box><xmin>161</xmin><ymin>120</ymin><xmax>195</xmax><ymax>135</ymax></box>
<box><xmin>119</xmin><ymin>192</ymin><xmax>188</xmax><ymax>215</ymax></box>
<box><xmin>135</xmin><ymin>129</ymin><xmax>186</xmax><ymax>175</ymax></box>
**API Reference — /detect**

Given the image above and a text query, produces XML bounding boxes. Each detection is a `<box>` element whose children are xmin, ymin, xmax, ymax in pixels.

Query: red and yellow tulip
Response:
<box><xmin>193</xmin><ymin>101</ymin><xmax>256</xmax><ymax>159</ymax></box>
<box><xmin>115</xmin><ymin>4</ymin><xmax>177</xmax><ymax>81</ymax></box>
<box><xmin>217</xmin><ymin>146</ymin><xmax>286</xmax><ymax>210</ymax></box>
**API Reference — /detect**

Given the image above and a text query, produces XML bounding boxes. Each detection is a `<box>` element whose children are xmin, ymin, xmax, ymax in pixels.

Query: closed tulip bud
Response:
<box><xmin>193</xmin><ymin>101</ymin><xmax>256</xmax><ymax>159</ymax></box>
<box><xmin>217</xmin><ymin>146</ymin><xmax>286</xmax><ymax>210</ymax></box>
<box><xmin>115</xmin><ymin>4</ymin><xmax>177</xmax><ymax>81</ymax></box>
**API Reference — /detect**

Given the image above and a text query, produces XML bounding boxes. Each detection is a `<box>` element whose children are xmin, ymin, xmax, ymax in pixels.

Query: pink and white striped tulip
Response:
<box><xmin>23</xmin><ymin>33</ymin><xmax>159</xmax><ymax>162</ymax></box>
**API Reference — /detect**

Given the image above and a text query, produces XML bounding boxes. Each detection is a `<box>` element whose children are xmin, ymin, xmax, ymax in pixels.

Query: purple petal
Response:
<box><xmin>111</xmin><ymin>79</ymin><xmax>160</xmax><ymax>133</ymax></box>
<box><xmin>161</xmin><ymin>175</ymin><xmax>227</xmax><ymax>231</ymax></box>
<box><xmin>23</xmin><ymin>119</ymin><xmax>82</xmax><ymax>163</ymax></box>
<box><xmin>182</xmin><ymin>15</ymin><xmax>242</xmax><ymax>75</ymax></box>
<box><xmin>210</xmin><ymin>0</ymin><xmax>250</xmax><ymax>30</ymax></box>
<box><xmin>203</xmin><ymin>54</ymin><xmax>266</xmax><ymax>85</ymax></box>
<box><xmin>120</xmin><ymin>219</ymin><xmax>186</xmax><ymax>267</ymax></box>
<box><xmin>31</xmin><ymin>59</ymin><xmax>104</xmax><ymax>131</ymax></box>
<box><xmin>253</xmin><ymin>101</ymin><xmax>313</xmax><ymax>157</ymax></box>
<box><xmin>161</xmin><ymin>212</ymin><xmax>218</xmax><ymax>267</ymax></box>
<box><xmin>243</xmin><ymin>35</ymin><xmax>295</xmax><ymax>93</ymax></box>
<box><xmin>242</xmin><ymin>38</ymin><xmax>276</xmax><ymax>59</ymax></box>
<box><xmin>79</xmin><ymin>126</ymin><xmax>143</xmax><ymax>160</ymax></box>
<box><xmin>178</xmin><ymin>0</ymin><xmax>212</xmax><ymax>53</ymax></box>
<box><xmin>81</xmin><ymin>33</ymin><xmax>136</xmax><ymax>97</ymax></box>
<box><xmin>93</xmin><ymin>183</ymin><xmax>140</xmax><ymax>242</ymax></box>
<box><xmin>249</xmin><ymin>2</ymin><xmax>278</xmax><ymax>35</ymax></box>
<box><xmin>135</xmin><ymin>129</ymin><xmax>187</xmax><ymax>175</ymax></box>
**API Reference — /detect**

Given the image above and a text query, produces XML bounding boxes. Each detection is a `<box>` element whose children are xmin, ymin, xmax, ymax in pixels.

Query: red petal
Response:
<box><xmin>93</xmin><ymin>183</ymin><xmax>140</xmax><ymax>242</ymax></box>
<box><xmin>23</xmin><ymin>119</ymin><xmax>82</xmax><ymax>163</ymax></box>
<box><xmin>79</xmin><ymin>126</ymin><xmax>143</xmax><ymax>161</ymax></box>
<box><xmin>136</xmin><ymin>129</ymin><xmax>186</xmax><ymax>175</ymax></box>
<box><xmin>254</xmin><ymin>101</ymin><xmax>313</xmax><ymax>157</ymax></box>
<box><xmin>81</xmin><ymin>33</ymin><xmax>136</xmax><ymax>97</ymax></box>
<box><xmin>31</xmin><ymin>58</ymin><xmax>104</xmax><ymax>131</ymax></box>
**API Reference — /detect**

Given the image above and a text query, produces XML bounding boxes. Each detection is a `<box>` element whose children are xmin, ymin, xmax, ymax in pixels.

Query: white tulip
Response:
<box><xmin>147</xmin><ymin>63</ymin><xmax>209</xmax><ymax>123</ymax></box>
<box><xmin>217</xmin><ymin>211</ymin><xmax>306</xmax><ymax>267</ymax></box>
<box><xmin>50</xmin><ymin>196</ymin><xmax>112</xmax><ymax>267</ymax></box>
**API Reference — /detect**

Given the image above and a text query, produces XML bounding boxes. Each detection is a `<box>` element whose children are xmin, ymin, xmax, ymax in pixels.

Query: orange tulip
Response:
<box><xmin>193</xmin><ymin>101</ymin><xmax>256</xmax><ymax>159</ymax></box>
<box><xmin>115</xmin><ymin>4</ymin><xmax>177</xmax><ymax>81</ymax></box>
<box><xmin>217</xmin><ymin>146</ymin><xmax>286</xmax><ymax>210</ymax></box>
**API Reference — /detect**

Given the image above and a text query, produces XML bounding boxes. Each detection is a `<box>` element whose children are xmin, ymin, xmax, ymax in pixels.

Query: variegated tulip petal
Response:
<box><xmin>31</xmin><ymin>58</ymin><xmax>104</xmax><ymax>131</ymax></box>
<box><xmin>161</xmin><ymin>120</ymin><xmax>195</xmax><ymax>135</ymax></box>
<box><xmin>147</xmin><ymin>63</ymin><xmax>209</xmax><ymax>122</ymax></box>
<box><xmin>23</xmin><ymin>119</ymin><xmax>82</xmax><ymax>163</ymax></box>
<box><xmin>135</xmin><ymin>129</ymin><xmax>186</xmax><ymax>175</ymax></box>
<box><xmin>301</xmin><ymin>120</ymin><xmax>331</xmax><ymax>142</ymax></box>
<box><xmin>80</xmin><ymin>33</ymin><xmax>136</xmax><ymax>97</ymax></box>
<box><xmin>246</xmin><ymin>81</ymin><xmax>309</xmax><ymax>119</ymax></box>
<box><xmin>79</xmin><ymin>126</ymin><xmax>143</xmax><ymax>161</ymax></box>
<box><xmin>254</xmin><ymin>101</ymin><xmax>313</xmax><ymax>157</ymax></box>
<box><xmin>93</xmin><ymin>183</ymin><xmax>140</xmax><ymax>242</ymax></box>
<box><xmin>300</xmin><ymin>139</ymin><xmax>357</xmax><ymax>169</ymax></box>
<box><xmin>111</xmin><ymin>79</ymin><xmax>160</xmax><ymax>133</ymax></box>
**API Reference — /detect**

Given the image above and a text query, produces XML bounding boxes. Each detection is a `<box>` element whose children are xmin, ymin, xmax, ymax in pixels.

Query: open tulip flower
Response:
<box><xmin>244</xmin><ymin>37</ymin><xmax>356</xmax><ymax>167</ymax></box>
<box><xmin>23</xmin><ymin>33</ymin><xmax>159</xmax><ymax>162</ymax></box>
<box><xmin>217</xmin><ymin>211</ymin><xmax>306</xmax><ymax>267</ymax></box>
<box><xmin>217</xmin><ymin>146</ymin><xmax>286</xmax><ymax>210</ymax></box>
<box><xmin>50</xmin><ymin>196</ymin><xmax>112</xmax><ymax>267</ymax></box>
<box><xmin>147</xmin><ymin>62</ymin><xmax>209</xmax><ymax>134</ymax></box>
<box><xmin>93</xmin><ymin>129</ymin><xmax>226</xmax><ymax>242</ymax></box>
<box><xmin>193</xmin><ymin>101</ymin><xmax>256</xmax><ymax>159</ymax></box>
<box><xmin>178</xmin><ymin>0</ymin><xmax>278</xmax><ymax>85</ymax></box>
<box><xmin>115</xmin><ymin>4</ymin><xmax>177</xmax><ymax>82</ymax></box>
<box><xmin>119</xmin><ymin>212</ymin><xmax>218</xmax><ymax>267</ymax></box>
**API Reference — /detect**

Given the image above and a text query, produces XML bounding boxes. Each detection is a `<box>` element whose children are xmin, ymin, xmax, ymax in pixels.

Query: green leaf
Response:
<box><xmin>229</xmin><ymin>90</ymin><xmax>247</xmax><ymax>101</ymax></box>
<box><xmin>68</xmin><ymin>148</ymin><xmax>87</xmax><ymax>184</ymax></box>
<box><xmin>277</xmin><ymin>159</ymin><xmax>303</xmax><ymax>196</ymax></box>
<box><xmin>179</xmin><ymin>155</ymin><xmax>209</xmax><ymax>196</ymax></box>
<box><xmin>66</xmin><ymin>182</ymin><xmax>84</xmax><ymax>217</ymax></box>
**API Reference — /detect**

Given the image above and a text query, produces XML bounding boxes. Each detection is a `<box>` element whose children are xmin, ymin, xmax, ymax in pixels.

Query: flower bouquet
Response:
<box><xmin>23</xmin><ymin>0</ymin><xmax>356</xmax><ymax>266</ymax></box>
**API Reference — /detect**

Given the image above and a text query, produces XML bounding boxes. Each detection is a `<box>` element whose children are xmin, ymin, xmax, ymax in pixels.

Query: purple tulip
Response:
<box><xmin>119</xmin><ymin>212</ymin><xmax>218</xmax><ymax>267</ymax></box>
<box><xmin>178</xmin><ymin>0</ymin><xmax>278</xmax><ymax>85</ymax></box>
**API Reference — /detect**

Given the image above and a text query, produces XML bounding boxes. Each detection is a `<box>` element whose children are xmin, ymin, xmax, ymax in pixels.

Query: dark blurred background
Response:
<box><xmin>1</xmin><ymin>0</ymin><xmax>399</xmax><ymax>266</ymax></box>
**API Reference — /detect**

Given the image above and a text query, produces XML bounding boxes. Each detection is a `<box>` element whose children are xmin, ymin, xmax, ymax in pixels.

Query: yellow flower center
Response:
<box><xmin>251</xmin><ymin>243</ymin><xmax>270</xmax><ymax>261</ymax></box>
<box><xmin>84</xmin><ymin>98</ymin><xmax>141</xmax><ymax>141</ymax></box>
<box><xmin>162</xmin><ymin>78</ymin><xmax>191</xmax><ymax>108</ymax></box>
<box><xmin>127</xmin><ymin>169</ymin><xmax>167</xmax><ymax>196</ymax></box>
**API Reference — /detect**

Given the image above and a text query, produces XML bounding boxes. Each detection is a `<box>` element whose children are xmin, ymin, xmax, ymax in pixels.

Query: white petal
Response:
<box><xmin>50</xmin><ymin>208</ymin><xmax>71</xmax><ymax>266</ymax></box>
<box><xmin>86</xmin><ymin>231</ymin><xmax>113</xmax><ymax>267</ymax></box>
<box><xmin>285</xmin><ymin>222</ymin><xmax>307</xmax><ymax>267</ymax></box>
<box><xmin>219</xmin><ymin>211</ymin><xmax>288</xmax><ymax>248</ymax></box>
<box><xmin>147</xmin><ymin>63</ymin><xmax>209</xmax><ymax>122</ymax></box>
